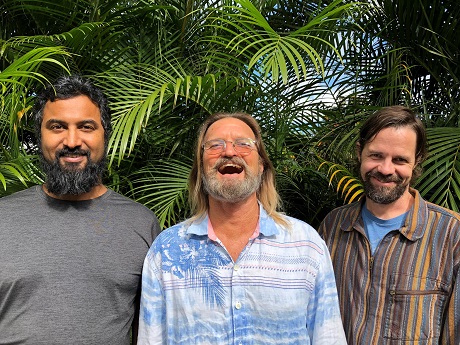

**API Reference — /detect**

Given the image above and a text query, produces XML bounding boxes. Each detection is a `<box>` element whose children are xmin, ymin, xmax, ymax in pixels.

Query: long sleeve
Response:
<box><xmin>138</xmin><ymin>250</ymin><xmax>166</xmax><ymax>345</ymax></box>
<box><xmin>307</xmin><ymin>241</ymin><xmax>347</xmax><ymax>345</ymax></box>
<box><xmin>442</xmin><ymin>232</ymin><xmax>460</xmax><ymax>344</ymax></box>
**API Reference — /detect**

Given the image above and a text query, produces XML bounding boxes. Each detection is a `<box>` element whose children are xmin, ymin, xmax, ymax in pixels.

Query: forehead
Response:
<box><xmin>365</xmin><ymin>126</ymin><xmax>417</xmax><ymax>153</ymax></box>
<box><xmin>42</xmin><ymin>95</ymin><xmax>102</xmax><ymax>124</ymax></box>
<box><xmin>204</xmin><ymin>118</ymin><xmax>255</xmax><ymax>140</ymax></box>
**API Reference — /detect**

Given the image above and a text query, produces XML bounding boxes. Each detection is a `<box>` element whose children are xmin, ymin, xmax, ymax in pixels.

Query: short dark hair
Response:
<box><xmin>358</xmin><ymin>105</ymin><xmax>427</xmax><ymax>179</ymax></box>
<box><xmin>33</xmin><ymin>75</ymin><xmax>112</xmax><ymax>144</ymax></box>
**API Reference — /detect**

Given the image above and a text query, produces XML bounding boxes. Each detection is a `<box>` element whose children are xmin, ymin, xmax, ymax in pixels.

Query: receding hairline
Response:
<box><xmin>202</xmin><ymin>117</ymin><xmax>258</xmax><ymax>140</ymax></box>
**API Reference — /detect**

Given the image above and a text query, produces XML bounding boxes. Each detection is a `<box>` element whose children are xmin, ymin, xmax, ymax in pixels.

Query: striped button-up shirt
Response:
<box><xmin>318</xmin><ymin>188</ymin><xmax>460</xmax><ymax>344</ymax></box>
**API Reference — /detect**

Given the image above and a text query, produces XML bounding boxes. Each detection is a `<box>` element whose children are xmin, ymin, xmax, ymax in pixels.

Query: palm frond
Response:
<box><xmin>318</xmin><ymin>160</ymin><xmax>363</xmax><ymax>204</ymax></box>
<box><xmin>417</xmin><ymin>127</ymin><xmax>460</xmax><ymax>212</ymax></box>
<box><xmin>94</xmin><ymin>67</ymin><xmax>253</xmax><ymax>166</ymax></box>
<box><xmin>204</xmin><ymin>0</ymin><xmax>363</xmax><ymax>84</ymax></box>
<box><xmin>126</xmin><ymin>159</ymin><xmax>192</xmax><ymax>229</ymax></box>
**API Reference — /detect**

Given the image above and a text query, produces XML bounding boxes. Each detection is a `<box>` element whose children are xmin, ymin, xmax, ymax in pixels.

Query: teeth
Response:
<box><xmin>218</xmin><ymin>162</ymin><xmax>244</xmax><ymax>174</ymax></box>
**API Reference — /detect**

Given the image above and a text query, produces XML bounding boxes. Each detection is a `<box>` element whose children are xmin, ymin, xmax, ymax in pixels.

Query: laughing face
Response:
<box><xmin>202</xmin><ymin>118</ymin><xmax>263</xmax><ymax>203</ymax></box>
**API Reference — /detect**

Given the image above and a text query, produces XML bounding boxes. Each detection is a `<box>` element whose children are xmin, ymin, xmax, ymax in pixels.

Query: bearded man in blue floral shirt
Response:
<box><xmin>138</xmin><ymin>112</ymin><xmax>346</xmax><ymax>345</ymax></box>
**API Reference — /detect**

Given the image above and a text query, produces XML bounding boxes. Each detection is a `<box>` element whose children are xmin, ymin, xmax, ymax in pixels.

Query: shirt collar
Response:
<box><xmin>343</xmin><ymin>188</ymin><xmax>428</xmax><ymax>242</ymax></box>
<box><xmin>186</xmin><ymin>203</ymin><xmax>279</xmax><ymax>238</ymax></box>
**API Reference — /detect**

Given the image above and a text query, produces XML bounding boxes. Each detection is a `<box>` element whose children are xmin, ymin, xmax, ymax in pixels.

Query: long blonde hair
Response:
<box><xmin>188</xmin><ymin>112</ymin><xmax>289</xmax><ymax>228</ymax></box>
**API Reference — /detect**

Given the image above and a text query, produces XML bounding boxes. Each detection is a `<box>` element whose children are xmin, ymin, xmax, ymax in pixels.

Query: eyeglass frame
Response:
<box><xmin>202</xmin><ymin>138</ymin><xmax>258</xmax><ymax>156</ymax></box>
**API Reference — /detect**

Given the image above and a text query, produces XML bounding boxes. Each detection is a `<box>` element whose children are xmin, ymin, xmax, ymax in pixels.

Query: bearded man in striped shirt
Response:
<box><xmin>319</xmin><ymin>105</ymin><xmax>460</xmax><ymax>344</ymax></box>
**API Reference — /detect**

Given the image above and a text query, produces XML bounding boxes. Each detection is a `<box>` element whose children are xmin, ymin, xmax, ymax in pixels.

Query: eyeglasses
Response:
<box><xmin>203</xmin><ymin>138</ymin><xmax>257</xmax><ymax>156</ymax></box>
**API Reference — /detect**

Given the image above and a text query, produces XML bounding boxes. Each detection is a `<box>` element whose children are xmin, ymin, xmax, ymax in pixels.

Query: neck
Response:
<box><xmin>365</xmin><ymin>188</ymin><xmax>414</xmax><ymax>220</ymax></box>
<box><xmin>208</xmin><ymin>194</ymin><xmax>259</xmax><ymax>236</ymax></box>
<box><xmin>208</xmin><ymin>194</ymin><xmax>259</xmax><ymax>261</ymax></box>
<box><xmin>42</xmin><ymin>184</ymin><xmax>107</xmax><ymax>201</ymax></box>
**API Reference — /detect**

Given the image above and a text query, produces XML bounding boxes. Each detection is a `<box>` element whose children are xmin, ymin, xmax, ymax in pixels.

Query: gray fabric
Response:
<box><xmin>0</xmin><ymin>185</ymin><xmax>160</xmax><ymax>345</ymax></box>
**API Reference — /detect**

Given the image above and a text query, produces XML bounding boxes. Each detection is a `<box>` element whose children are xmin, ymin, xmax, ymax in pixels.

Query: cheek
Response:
<box><xmin>258</xmin><ymin>162</ymin><xmax>264</xmax><ymax>175</ymax></box>
<box><xmin>40</xmin><ymin>139</ymin><xmax>58</xmax><ymax>158</ymax></box>
<box><xmin>360</xmin><ymin>159</ymin><xmax>378</xmax><ymax>171</ymax></box>
<box><xmin>400</xmin><ymin>167</ymin><xmax>414</xmax><ymax>180</ymax></box>
<box><xmin>359</xmin><ymin>161</ymin><xmax>377</xmax><ymax>180</ymax></box>
<box><xmin>203</xmin><ymin>157</ymin><xmax>217</xmax><ymax>171</ymax></box>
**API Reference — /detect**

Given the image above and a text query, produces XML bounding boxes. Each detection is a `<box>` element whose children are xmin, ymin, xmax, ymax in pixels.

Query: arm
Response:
<box><xmin>441</xmin><ymin>234</ymin><xmax>460</xmax><ymax>344</ymax></box>
<box><xmin>131</xmin><ymin>286</ymin><xmax>141</xmax><ymax>345</ymax></box>
<box><xmin>137</xmin><ymin>251</ymin><xmax>166</xmax><ymax>345</ymax></box>
<box><xmin>307</xmin><ymin>241</ymin><xmax>347</xmax><ymax>345</ymax></box>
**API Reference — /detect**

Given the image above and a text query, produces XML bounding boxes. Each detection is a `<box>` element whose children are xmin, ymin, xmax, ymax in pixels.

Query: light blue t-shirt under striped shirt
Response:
<box><xmin>362</xmin><ymin>204</ymin><xmax>408</xmax><ymax>254</ymax></box>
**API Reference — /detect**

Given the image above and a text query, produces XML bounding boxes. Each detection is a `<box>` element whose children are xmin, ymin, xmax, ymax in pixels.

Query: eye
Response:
<box><xmin>235</xmin><ymin>138</ymin><xmax>255</xmax><ymax>148</ymax></box>
<box><xmin>81</xmin><ymin>124</ymin><xmax>96</xmax><ymax>131</ymax></box>
<box><xmin>394</xmin><ymin>157</ymin><xmax>408</xmax><ymax>164</ymax></box>
<box><xmin>49</xmin><ymin>123</ymin><xmax>64</xmax><ymax>130</ymax></box>
<box><xmin>205</xmin><ymin>140</ymin><xmax>225</xmax><ymax>151</ymax></box>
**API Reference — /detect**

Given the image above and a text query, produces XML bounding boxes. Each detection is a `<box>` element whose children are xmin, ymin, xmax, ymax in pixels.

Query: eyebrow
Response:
<box><xmin>44</xmin><ymin>119</ymin><xmax>100</xmax><ymax>127</ymax></box>
<box><xmin>368</xmin><ymin>149</ymin><xmax>411</xmax><ymax>161</ymax></box>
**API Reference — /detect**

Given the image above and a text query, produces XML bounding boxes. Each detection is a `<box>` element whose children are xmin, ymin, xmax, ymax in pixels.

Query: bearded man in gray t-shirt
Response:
<box><xmin>0</xmin><ymin>75</ymin><xmax>161</xmax><ymax>345</ymax></box>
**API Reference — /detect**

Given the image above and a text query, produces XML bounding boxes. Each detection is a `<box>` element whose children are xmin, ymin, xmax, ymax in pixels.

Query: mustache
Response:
<box><xmin>213</xmin><ymin>157</ymin><xmax>247</xmax><ymax>170</ymax></box>
<box><xmin>366</xmin><ymin>171</ymin><xmax>403</xmax><ymax>183</ymax></box>
<box><xmin>56</xmin><ymin>147</ymin><xmax>90</xmax><ymax>159</ymax></box>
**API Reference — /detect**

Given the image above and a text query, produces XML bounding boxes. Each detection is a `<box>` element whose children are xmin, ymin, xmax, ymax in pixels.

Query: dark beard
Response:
<box><xmin>40</xmin><ymin>148</ymin><xmax>106</xmax><ymax>196</ymax></box>
<box><xmin>363</xmin><ymin>171</ymin><xmax>408</xmax><ymax>204</ymax></box>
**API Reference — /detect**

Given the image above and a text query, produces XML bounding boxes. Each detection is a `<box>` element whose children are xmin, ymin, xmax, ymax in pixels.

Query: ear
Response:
<box><xmin>259</xmin><ymin>161</ymin><xmax>264</xmax><ymax>174</ymax></box>
<box><xmin>414</xmin><ymin>156</ymin><xmax>421</xmax><ymax>170</ymax></box>
<box><xmin>356</xmin><ymin>142</ymin><xmax>361</xmax><ymax>162</ymax></box>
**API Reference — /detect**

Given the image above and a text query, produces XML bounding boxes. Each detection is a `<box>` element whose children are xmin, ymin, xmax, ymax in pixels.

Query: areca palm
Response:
<box><xmin>315</xmin><ymin>0</ymin><xmax>460</xmax><ymax>212</ymax></box>
<box><xmin>0</xmin><ymin>45</ymin><xmax>71</xmax><ymax>195</ymax></box>
<box><xmin>5</xmin><ymin>0</ymin><xmax>426</xmax><ymax>228</ymax></box>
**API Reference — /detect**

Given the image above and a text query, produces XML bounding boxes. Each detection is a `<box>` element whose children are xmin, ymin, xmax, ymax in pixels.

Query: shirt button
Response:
<box><xmin>234</xmin><ymin>264</ymin><xmax>240</xmax><ymax>271</ymax></box>
<box><xmin>235</xmin><ymin>301</ymin><xmax>242</xmax><ymax>309</ymax></box>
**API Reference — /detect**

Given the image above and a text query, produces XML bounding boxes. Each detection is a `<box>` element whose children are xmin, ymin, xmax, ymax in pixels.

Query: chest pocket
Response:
<box><xmin>384</xmin><ymin>273</ymin><xmax>450</xmax><ymax>341</ymax></box>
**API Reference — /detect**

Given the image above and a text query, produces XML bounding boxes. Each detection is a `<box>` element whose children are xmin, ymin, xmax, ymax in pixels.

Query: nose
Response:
<box><xmin>221</xmin><ymin>140</ymin><xmax>239</xmax><ymax>157</ymax></box>
<box><xmin>377</xmin><ymin>157</ymin><xmax>395</xmax><ymax>175</ymax></box>
<box><xmin>62</xmin><ymin>128</ymin><xmax>82</xmax><ymax>149</ymax></box>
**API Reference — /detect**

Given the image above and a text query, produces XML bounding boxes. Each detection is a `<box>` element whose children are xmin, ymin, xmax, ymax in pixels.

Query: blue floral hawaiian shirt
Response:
<box><xmin>138</xmin><ymin>205</ymin><xmax>346</xmax><ymax>345</ymax></box>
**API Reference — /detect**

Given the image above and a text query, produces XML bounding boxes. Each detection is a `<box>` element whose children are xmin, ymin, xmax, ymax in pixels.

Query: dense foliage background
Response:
<box><xmin>1</xmin><ymin>0</ymin><xmax>459</xmax><ymax>228</ymax></box>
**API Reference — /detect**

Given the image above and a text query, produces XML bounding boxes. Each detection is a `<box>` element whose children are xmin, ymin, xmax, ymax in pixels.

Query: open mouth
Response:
<box><xmin>218</xmin><ymin>163</ymin><xmax>244</xmax><ymax>174</ymax></box>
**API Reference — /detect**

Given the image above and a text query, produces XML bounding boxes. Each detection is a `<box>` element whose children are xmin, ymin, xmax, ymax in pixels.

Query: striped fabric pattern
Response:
<box><xmin>138</xmin><ymin>206</ymin><xmax>347</xmax><ymax>345</ymax></box>
<box><xmin>318</xmin><ymin>188</ymin><xmax>460</xmax><ymax>345</ymax></box>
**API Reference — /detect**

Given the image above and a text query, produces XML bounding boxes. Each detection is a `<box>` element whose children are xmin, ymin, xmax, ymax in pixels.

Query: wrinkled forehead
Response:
<box><xmin>204</xmin><ymin>118</ymin><xmax>256</xmax><ymax>141</ymax></box>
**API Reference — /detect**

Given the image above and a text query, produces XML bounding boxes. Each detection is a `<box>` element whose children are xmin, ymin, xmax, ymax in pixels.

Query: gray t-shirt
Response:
<box><xmin>0</xmin><ymin>185</ymin><xmax>161</xmax><ymax>344</ymax></box>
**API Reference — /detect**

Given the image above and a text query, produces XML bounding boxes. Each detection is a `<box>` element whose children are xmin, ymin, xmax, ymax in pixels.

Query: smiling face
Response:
<box><xmin>202</xmin><ymin>117</ymin><xmax>264</xmax><ymax>203</ymax></box>
<box><xmin>359</xmin><ymin>126</ymin><xmax>417</xmax><ymax>205</ymax></box>
<box><xmin>41</xmin><ymin>95</ymin><xmax>105</xmax><ymax>169</ymax></box>
<box><xmin>40</xmin><ymin>95</ymin><xmax>107</xmax><ymax>197</ymax></box>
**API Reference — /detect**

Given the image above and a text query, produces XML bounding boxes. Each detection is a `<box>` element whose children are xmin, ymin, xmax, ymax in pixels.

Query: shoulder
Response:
<box><xmin>326</xmin><ymin>201</ymin><xmax>361</xmax><ymax>218</ymax></box>
<box><xmin>152</xmin><ymin>221</ymin><xmax>191</xmax><ymax>245</ymax></box>
<box><xmin>412</xmin><ymin>189</ymin><xmax>460</xmax><ymax>226</ymax></box>
<box><xmin>425</xmin><ymin>200</ymin><xmax>460</xmax><ymax>222</ymax></box>
<box><xmin>271</xmin><ymin>214</ymin><xmax>327</xmax><ymax>249</ymax></box>
<box><xmin>104</xmin><ymin>189</ymin><xmax>157</xmax><ymax>219</ymax></box>
<box><xmin>147</xmin><ymin>220</ymin><xmax>207</xmax><ymax>264</ymax></box>
<box><xmin>0</xmin><ymin>185</ymin><xmax>42</xmax><ymax>205</ymax></box>
<box><xmin>321</xmin><ymin>201</ymin><xmax>361</xmax><ymax>226</ymax></box>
